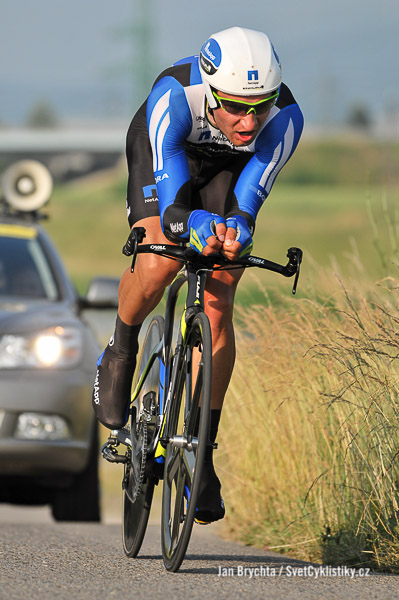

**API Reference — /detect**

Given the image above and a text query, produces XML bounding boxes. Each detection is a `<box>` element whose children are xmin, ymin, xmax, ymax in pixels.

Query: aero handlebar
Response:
<box><xmin>123</xmin><ymin>227</ymin><xmax>303</xmax><ymax>295</ymax></box>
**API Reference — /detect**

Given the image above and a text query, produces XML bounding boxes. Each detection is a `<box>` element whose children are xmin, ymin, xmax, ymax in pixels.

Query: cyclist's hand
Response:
<box><xmin>223</xmin><ymin>216</ymin><xmax>253</xmax><ymax>260</ymax></box>
<box><xmin>187</xmin><ymin>210</ymin><xmax>226</xmax><ymax>256</ymax></box>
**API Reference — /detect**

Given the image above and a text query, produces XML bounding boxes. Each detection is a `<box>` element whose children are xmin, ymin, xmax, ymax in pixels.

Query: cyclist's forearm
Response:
<box><xmin>160</xmin><ymin>201</ymin><xmax>191</xmax><ymax>243</ymax></box>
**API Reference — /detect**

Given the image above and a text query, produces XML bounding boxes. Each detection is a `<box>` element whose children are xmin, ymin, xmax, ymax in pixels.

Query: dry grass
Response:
<box><xmin>218</xmin><ymin>265</ymin><xmax>399</xmax><ymax>571</ymax></box>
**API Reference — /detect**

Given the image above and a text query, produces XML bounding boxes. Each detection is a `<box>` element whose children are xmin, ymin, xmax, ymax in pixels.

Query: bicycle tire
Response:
<box><xmin>161</xmin><ymin>311</ymin><xmax>212</xmax><ymax>572</ymax></box>
<box><xmin>122</xmin><ymin>315</ymin><xmax>164</xmax><ymax>558</ymax></box>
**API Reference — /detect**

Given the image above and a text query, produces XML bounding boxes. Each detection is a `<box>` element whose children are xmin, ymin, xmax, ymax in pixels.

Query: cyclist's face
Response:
<box><xmin>210</xmin><ymin>90</ymin><xmax>272</xmax><ymax>146</ymax></box>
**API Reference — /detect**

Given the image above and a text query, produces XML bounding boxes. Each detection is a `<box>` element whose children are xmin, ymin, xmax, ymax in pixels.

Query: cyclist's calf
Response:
<box><xmin>202</xmin><ymin>268</ymin><xmax>243</xmax><ymax>410</ymax></box>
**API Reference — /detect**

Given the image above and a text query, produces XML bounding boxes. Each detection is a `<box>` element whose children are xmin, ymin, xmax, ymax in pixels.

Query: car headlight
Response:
<box><xmin>0</xmin><ymin>326</ymin><xmax>82</xmax><ymax>368</ymax></box>
<box><xmin>15</xmin><ymin>413</ymin><xmax>71</xmax><ymax>440</ymax></box>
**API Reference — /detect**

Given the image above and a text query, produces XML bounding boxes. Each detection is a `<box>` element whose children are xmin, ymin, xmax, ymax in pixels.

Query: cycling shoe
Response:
<box><xmin>194</xmin><ymin>461</ymin><xmax>225</xmax><ymax>524</ymax></box>
<box><xmin>92</xmin><ymin>345</ymin><xmax>135</xmax><ymax>430</ymax></box>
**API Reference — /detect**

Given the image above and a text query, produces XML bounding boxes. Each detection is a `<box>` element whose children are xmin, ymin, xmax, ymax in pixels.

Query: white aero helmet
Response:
<box><xmin>199</xmin><ymin>26</ymin><xmax>282</xmax><ymax>109</ymax></box>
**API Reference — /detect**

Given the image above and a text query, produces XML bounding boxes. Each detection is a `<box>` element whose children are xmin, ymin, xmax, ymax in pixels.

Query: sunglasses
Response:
<box><xmin>212</xmin><ymin>89</ymin><xmax>279</xmax><ymax>116</ymax></box>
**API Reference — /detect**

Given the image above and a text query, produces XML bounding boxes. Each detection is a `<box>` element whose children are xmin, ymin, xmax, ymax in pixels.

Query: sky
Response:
<box><xmin>1</xmin><ymin>0</ymin><xmax>398</xmax><ymax>127</ymax></box>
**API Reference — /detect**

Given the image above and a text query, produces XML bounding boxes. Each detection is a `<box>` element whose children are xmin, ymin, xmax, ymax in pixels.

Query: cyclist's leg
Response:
<box><xmin>195</xmin><ymin>151</ymin><xmax>250</xmax><ymax>409</ymax></box>
<box><xmin>118</xmin><ymin>216</ymin><xmax>181</xmax><ymax>325</ymax></box>
<box><xmin>192</xmin><ymin>157</ymin><xmax>247</xmax><ymax>522</ymax></box>
<box><xmin>92</xmin><ymin>103</ymin><xmax>181</xmax><ymax>430</ymax></box>
<box><xmin>194</xmin><ymin>267</ymin><xmax>244</xmax><ymax>523</ymax></box>
<box><xmin>205</xmin><ymin>267</ymin><xmax>244</xmax><ymax>409</ymax></box>
<box><xmin>92</xmin><ymin>216</ymin><xmax>180</xmax><ymax>430</ymax></box>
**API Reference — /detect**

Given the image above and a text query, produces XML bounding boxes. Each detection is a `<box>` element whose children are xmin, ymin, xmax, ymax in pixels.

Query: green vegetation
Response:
<box><xmin>278</xmin><ymin>136</ymin><xmax>399</xmax><ymax>187</ymax></box>
<box><xmin>219</xmin><ymin>257</ymin><xmax>399</xmax><ymax>571</ymax></box>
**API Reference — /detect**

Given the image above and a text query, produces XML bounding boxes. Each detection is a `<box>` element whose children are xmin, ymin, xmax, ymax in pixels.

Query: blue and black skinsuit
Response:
<box><xmin>126</xmin><ymin>54</ymin><xmax>304</xmax><ymax>239</ymax></box>
<box><xmin>93</xmin><ymin>54</ymin><xmax>304</xmax><ymax>434</ymax></box>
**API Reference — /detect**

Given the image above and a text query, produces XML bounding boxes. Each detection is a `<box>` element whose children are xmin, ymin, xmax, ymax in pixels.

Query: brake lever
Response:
<box><xmin>122</xmin><ymin>227</ymin><xmax>146</xmax><ymax>272</ymax></box>
<box><xmin>292</xmin><ymin>264</ymin><xmax>300</xmax><ymax>295</ymax></box>
<box><xmin>286</xmin><ymin>247</ymin><xmax>303</xmax><ymax>295</ymax></box>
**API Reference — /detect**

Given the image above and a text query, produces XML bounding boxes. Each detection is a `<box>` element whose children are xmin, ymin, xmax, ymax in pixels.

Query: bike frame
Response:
<box><xmin>108</xmin><ymin>227</ymin><xmax>303</xmax><ymax>570</ymax></box>
<box><xmin>128</xmin><ymin>260</ymin><xmax>213</xmax><ymax>465</ymax></box>
<box><xmin>121</xmin><ymin>229</ymin><xmax>302</xmax><ymax>462</ymax></box>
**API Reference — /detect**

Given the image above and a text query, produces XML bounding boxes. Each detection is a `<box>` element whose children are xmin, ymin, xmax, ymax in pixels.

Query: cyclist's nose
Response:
<box><xmin>239</xmin><ymin>112</ymin><xmax>258</xmax><ymax>129</ymax></box>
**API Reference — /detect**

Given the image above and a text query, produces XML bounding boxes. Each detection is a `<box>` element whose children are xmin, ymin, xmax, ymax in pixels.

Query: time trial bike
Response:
<box><xmin>102</xmin><ymin>226</ymin><xmax>302</xmax><ymax>572</ymax></box>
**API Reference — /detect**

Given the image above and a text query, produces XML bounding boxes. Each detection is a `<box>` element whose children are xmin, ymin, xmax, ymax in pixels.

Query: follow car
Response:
<box><xmin>0</xmin><ymin>160</ymin><xmax>119</xmax><ymax>521</ymax></box>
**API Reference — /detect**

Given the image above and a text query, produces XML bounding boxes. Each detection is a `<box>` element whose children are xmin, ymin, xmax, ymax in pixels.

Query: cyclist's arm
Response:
<box><xmin>146</xmin><ymin>75</ymin><xmax>194</xmax><ymax>242</ymax></box>
<box><xmin>226</xmin><ymin>90</ymin><xmax>304</xmax><ymax>229</ymax></box>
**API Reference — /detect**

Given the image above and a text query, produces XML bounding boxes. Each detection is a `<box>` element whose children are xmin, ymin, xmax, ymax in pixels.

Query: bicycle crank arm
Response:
<box><xmin>117</xmin><ymin>428</ymin><xmax>132</xmax><ymax>447</ymax></box>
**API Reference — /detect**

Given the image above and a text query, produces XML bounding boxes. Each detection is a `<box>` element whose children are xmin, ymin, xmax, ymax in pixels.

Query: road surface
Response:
<box><xmin>1</xmin><ymin>504</ymin><xmax>398</xmax><ymax>600</ymax></box>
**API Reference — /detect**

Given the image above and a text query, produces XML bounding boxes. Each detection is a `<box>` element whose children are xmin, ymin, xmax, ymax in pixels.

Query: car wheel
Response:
<box><xmin>51</xmin><ymin>422</ymin><xmax>101</xmax><ymax>522</ymax></box>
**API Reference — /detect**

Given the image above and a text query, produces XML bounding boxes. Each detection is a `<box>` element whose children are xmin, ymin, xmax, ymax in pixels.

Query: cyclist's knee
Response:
<box><xmin>127</xmin><ymin>216</ymin><xmax>180</xmax><ymax>299</ymax></box>
<box><xmin>137</xmin><ymin>255</ymin><xmax>179</xmax><ymax>301</ymax></box>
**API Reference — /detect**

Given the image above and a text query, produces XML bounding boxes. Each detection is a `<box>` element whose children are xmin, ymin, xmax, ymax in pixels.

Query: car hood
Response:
<box><xmin>0</xmin><ymin>299</ymin><xmax>79</xmax><ymax>335</ymax></box>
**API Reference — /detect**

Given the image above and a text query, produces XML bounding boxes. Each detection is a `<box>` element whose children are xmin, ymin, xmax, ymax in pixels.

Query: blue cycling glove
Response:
<box><xmin>225</xmin><ymin>216</ymin><xmax>253</xmax><ymax>257</ymax></box>
<box><xmin>187</xmin><ymin>210</ymin><xmax>225</xmax><ymax>254</ymax></box>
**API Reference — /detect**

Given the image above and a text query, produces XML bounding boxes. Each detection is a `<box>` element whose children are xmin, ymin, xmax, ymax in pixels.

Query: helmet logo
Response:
<box><xmin>248</xmin><ymin>70</ymin><xmax>259</xmax><ymax>83</ymax></box>
<box><xmin>200</xmin><ymin>38</ymin><xmax>222</xmax><ymax>75</ymax></box>
<box><xmin>204</xmin><ymin>41</ymin><xmax>216</xmax><ymax>62</ymax></box>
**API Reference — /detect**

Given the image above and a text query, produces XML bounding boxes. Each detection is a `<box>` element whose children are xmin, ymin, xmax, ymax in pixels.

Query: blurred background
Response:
<box><xmin>1</xmin><ymin>0</ymin><xmax>398</xmax><ymax>132</ymax></box>
<box><xmin>1</xmin><ymin>0</ymin><xmax>397</xmax><ymax>279</ymax></box>
<box><xmin>1</xmin><ymin>0</ymin><xmax>398</xmax><ymax>524</ymax></box>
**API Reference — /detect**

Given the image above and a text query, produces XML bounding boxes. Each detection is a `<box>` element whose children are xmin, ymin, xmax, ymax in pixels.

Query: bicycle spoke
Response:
<box><xmin>184</xmin><ymin>360</ymin><xmax>203</xmax><ymax>436</ymax></box>
<box><xmin>191</xmin><ymin>360</ymin><xmax>203</xmax><ymax>406</ymax></box>
<box><xmin>182</xmin><ymin>447</ymin><xmax>196</xmax><ymax>483</ymax></box>
<box><xmin>166</xmin><ymin>448</ymin><xmax>181</xmax><ymax>484</ymax></box>
<box><xmin>171</xmin><ymin>467</ymin><xmax>186</xmax><ymax>548</ymax></box>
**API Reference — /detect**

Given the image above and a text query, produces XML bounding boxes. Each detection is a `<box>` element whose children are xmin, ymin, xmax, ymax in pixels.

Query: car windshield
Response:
<box><xmin>0</xmin><ymin>226</ymin><xmax>59</xmax><ymax>300</ymax></box>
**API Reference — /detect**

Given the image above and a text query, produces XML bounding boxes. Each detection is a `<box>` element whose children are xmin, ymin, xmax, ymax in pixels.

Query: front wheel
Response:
<box><xmin>122</xmin><ymin>315</ymin><xmax>164</xmax><ymax>558</ymax></box>
<box><xmin>161</xmin><ymin>312</ymin><xmax>212</xmax><ymax>572</ymax></box>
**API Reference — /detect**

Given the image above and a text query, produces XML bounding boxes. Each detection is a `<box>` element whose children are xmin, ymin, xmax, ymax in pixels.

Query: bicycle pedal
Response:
<box><xmin>101</xmin><ymin>442</ymin><xmax>128</xmax><ymax>464</ymax></box>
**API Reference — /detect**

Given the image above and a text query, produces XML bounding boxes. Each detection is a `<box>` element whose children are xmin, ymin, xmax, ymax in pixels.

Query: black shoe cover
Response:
<box><xmin>92</xmin><ymin>345</ymin><xmax>134</xmax><ymax>430</ymax></box>
<box><xmin>195</xmin><ymin>461</ymin><xmax>225</xmax><ymax>524</ymax></box>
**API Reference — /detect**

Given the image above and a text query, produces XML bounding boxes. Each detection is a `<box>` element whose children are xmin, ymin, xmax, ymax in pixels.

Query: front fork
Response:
<box><xmin>154</xmin><ymin>267</ymin><xmax>208</xmax><ymax>461</ymax></box>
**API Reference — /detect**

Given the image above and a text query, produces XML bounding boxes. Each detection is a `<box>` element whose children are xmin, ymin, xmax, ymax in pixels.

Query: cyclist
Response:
<box><xmin>92</xmin><ymin>26</ymin><xmax>304</xmax><ymax>524</ymax></box>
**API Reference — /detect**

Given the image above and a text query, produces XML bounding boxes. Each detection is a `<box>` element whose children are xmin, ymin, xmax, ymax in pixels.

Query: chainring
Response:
<box><xmin>125</xmin><ymin>416</ymin><xmax>148</xmax><ymax>504</ymax></box>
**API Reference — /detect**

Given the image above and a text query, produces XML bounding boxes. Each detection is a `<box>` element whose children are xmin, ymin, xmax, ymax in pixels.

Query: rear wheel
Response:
<box><xmin>122</xmin><ymin>315</ymin><xmax>164</xmax><ymax>558</ymax></box>
<box><xmin>161</xmin><ymin>312</ymin><xmax>212</xmax><ymax>572</ymax></box>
